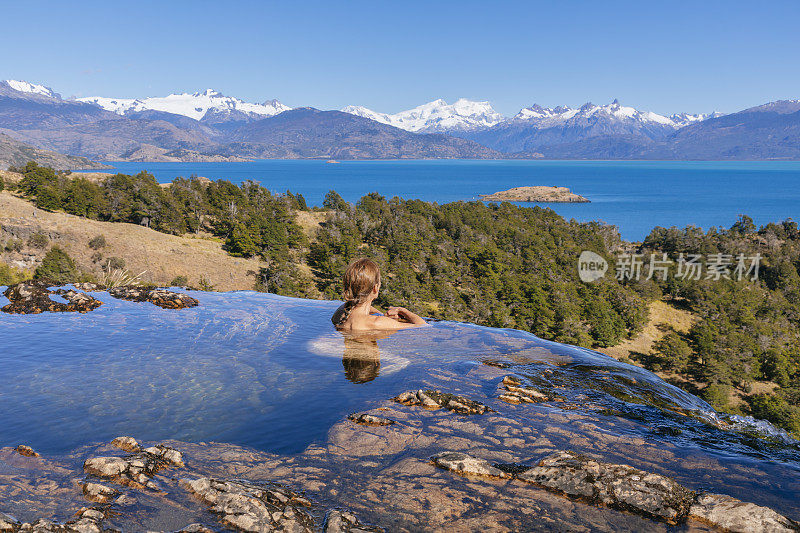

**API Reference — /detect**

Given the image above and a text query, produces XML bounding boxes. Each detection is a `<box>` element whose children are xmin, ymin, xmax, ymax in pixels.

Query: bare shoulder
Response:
<box><xmin>370</xmin><ymin>315</ymin><xmax>423</xmax><ymax>330</ymax></box>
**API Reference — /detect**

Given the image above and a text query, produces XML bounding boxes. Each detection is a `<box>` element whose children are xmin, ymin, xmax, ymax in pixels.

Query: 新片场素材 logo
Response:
<box><xmin>578</xmin><ymin>251</ymin><xmax>608</xmax><ymax>282</ymax></box>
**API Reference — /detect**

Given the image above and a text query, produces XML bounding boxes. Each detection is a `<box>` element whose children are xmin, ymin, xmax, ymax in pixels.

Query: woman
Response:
<box><xmin>331</xmin><ymin>258</ymin><xmax>426</xmax><ymax>331</ymax></box>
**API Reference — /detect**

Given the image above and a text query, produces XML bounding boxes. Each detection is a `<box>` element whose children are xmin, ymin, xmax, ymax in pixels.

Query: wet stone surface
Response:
<box><xmin>83</xmin><ymin>444</ymin><xmax>184</xmax><ymax>490</ymax></box>
<box><xmin>180</xmin><ymin>477</ymin><xmax>315</xmax><ymax>533</ymax></box>
<box><xmin>393</xmin><ymin>389</ymin><xmax>491</xmax><ymax>415</ymax></box>
<box><xmin>1</xmin><ymin>281</ymin><xmax>102</xmax><ymax>314</ymax></box>
<box><xmin>347</xmin><ymin>413</ymin><xmax>395</xmax><ymax>427</ymax></box>
<box><xmin>0</xmin><ymin>507</ymin><xmax>108</xmax><ymax>533</ymax></box>
<box><xmin>108</xmin><ymin>286</ymin><xmax>199</xmax><ymax>309</ymax></box>
<box><xmin>498</xmin><ymin>375</ymin><xmax>552</xmax><ymax>404</ymax></box>
<box><xmin>13</xmin><ymin>446</ymin><xmax>39</xmax><ymax>458</ymax></box>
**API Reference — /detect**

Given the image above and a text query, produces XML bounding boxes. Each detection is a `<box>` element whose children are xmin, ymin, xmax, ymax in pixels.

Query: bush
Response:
<box><xmin>91</xmin><ymin>252</ymin><xmax>103</xmax><ymax>263</ymax></box>
<box><xmin>4</xmin><ymin>238</ymin><xmax>23</xmax><ymax>252</ymax></box>
<box><xmin>0</xmin><ymin>176</ymin><xmax>4</xmax><ymax>192</ymax></box>
<box><xmin>701</xmin><ymin>383</ymin><xmax>731</xmax><ymax>410</ymax></box>
<box><xmin>88</xmin><ymin>235</ymin><xmax>107</xmax><ymax>250</ymax></box>
<box><xmin>748</xmin><ymin>392</ymin><xmax>800</xmax><ymax>437</ymax></box>
<box><xmin>648</xmin><ymin>331</ymin><xmax>693</xmax><ymax>372</ymax></box>
<box><xmin>0</xmin><ymin>261</ymin><xmax>28</xmax><ymax>285</ymax></box>
<box><xmin>34</xmin><ymin>246</ymin><xmax>79</xmax><ymax>283</ymax></box>
<box><xmin>106</xmin><ymin>256</ymin><xmax>126</xmax><ymax>270</ymax></box>
<box><xmin>28</xmin><ymin>232</ymin><xmax>50</xmax><ymax>249</ymax></box>
<box><xmin>169</xmin><ymin>275</ymin><xmax>189</xmax><ymax>287</ymax></box>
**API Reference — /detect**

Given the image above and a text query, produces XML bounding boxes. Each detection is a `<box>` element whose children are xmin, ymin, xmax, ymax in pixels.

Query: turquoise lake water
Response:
<box><xmin>92</xmin><ymin>160</ymin><xmax>800</xmax><ymax>241</ymax></box>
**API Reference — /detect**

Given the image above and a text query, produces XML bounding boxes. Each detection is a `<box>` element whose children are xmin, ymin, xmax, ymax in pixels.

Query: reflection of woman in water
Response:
<box><xmin>341</xmin><ymin>330</ymin><xmax>396</xmax><ymax>383</ymax></box>
<box><xmin>333</xmin><ymin>258</ymin><xmax>425</xmax><ymax>382</ymax></box>
<box><xmin>331</xmin><ymin>258</ymin><xmax>427</xmax><ymax>331</ymax></box>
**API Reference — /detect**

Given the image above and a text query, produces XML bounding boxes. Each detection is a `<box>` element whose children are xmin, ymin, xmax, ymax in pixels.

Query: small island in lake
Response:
<box><xmin>481</xmin><ymin>186</ymin><xmax>590</xmax><ymax>203</ymax></box>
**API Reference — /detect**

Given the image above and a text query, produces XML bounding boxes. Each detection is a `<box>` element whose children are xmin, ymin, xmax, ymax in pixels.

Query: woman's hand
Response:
<box><xmin>386</xmin><ymin>306</ymin><xmax>426</xmax><ymax>325</ymax></box>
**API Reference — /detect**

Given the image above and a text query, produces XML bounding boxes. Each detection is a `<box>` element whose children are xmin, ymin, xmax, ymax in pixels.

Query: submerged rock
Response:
<box><xmin>393</xmin><ymin>389</ymin><xmax>491</xmax><ymax>415</ymax></box>
<box><xmin>108</xmin><ymin>286</ymin><xmax>198</xmax><ymax>309</ymax></box>
<box><xmin>517</xmin><ymin>450</ymin><xmax>695</xmax><ymax>523</ymax></box>
<box><xmin>323</xmin><ymin>509</ymin><xmax>383</xmax><ymax>532</ymax></box>
<box><xmin>688</xmin><ymin>493</ymin><xmax>800</xmax><ymax>533</ymax></box>
<box><xmin>498</xmin><ymin>375</ymin><xmax>551</xmax><ymax>404</ymax></box>
<box><xmin>0</xmin><ymin>507</ymin><xmax>107</xmax><ymax>532</ymax></box>
<box><xmin>431</xmin><ymin>451</ymin><xmax>512</xmax><ymax>478</ymax></box>
<box><xmin>2</xmin><ymin>281</ymin><xmax>102</xmax><ymax>314</ymax></box>
<box><xmin>181</xmin><ymin>477</ymin><xmax>314</xmax><ymax>533</ymax></box>
<box><xmin>13</xmin><ymin>445</ymin><xmax>39</xmax><ymax>458</ymax></box>
<box><xmin>83</xmin><ymin>443</ymin><xmax>184</xmax><ymax>490</ymax></box>
<box><xmin>347</xmin><ymin>412</ymin><xmax>395</xmax><ymax>427</ymax></box>
<box><xmin>110</xmin><ymin>436</ymin><xmax>140</xmax><ymax>453</ymax></box>
<box><xmin>81</xmin><ymin>482</ymin><xmax>118</xmax><ymax>504</ymax></box>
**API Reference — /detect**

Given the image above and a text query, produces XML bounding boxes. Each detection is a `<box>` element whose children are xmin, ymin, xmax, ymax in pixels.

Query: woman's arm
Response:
<box><xmin>386</xmin><ymin>306</ymin><xmax>427</xmax><ymax>326</ymax></box>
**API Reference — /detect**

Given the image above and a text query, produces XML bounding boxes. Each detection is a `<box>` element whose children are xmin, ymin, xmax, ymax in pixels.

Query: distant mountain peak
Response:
<box><xmin>341</xmin><ymin>98</ymin><xmax>504</xmax><ymax>133</ymax></box>
<box><xmin>2</xmin><ymin>79</ymin><xmax>60</xmax><ymax>99</ymax></box>
<box><xmin>78</xmin><ymin>89</ymin><xmax>291</xmax><ymax>122</ymax></box>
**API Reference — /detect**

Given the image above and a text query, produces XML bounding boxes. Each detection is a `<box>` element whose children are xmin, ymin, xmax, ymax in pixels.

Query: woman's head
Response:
<box><xmin>343</xmin><ymin>257</ymin><xmax>381</xmax><ymax>303</ymax></box>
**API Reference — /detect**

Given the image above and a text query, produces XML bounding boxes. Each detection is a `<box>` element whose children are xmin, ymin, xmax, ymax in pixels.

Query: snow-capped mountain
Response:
<box><xmin>668</xmin><ymin>111</ymin><xmax>725</xmax><ymax>128</ymax></box>
<box><xmin>462</xmin><ymin>99</ymin><xmax>725</xmax><ymax>154</ymax></box>
<box><xmin>512</xmin><ymin>100</ymin><xmax>693</xmax><ymax>129</ymax></box>
<box><xmin>78</xmin><ymin>89</ymin><xmax>291</xmax><ymax>122</ymax></box>
<box><xmin>0</xmin><ymin>79</ymin><xmax>60</xmax><ymax>99</ymax></box>
<box><xmin>342</xmin><ymin>98</ymin><xmax>505</xmax><ymax>133</ymax></box>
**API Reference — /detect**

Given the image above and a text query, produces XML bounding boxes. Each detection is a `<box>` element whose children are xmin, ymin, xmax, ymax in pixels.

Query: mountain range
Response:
<box><xmin>0</xmin><ymin>79</ymin><xmax>798</xmax><ymax>167</ymax></box>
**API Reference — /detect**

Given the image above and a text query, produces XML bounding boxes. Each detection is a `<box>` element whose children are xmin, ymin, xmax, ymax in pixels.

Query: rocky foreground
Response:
<box><xmin>1</xmin><ymin>378</ymin><xmax>798</xmax><ymax>532</ymax></box>
<box><xmin>1</xmin><ymin>281</ymin><xmax>198</xmax><ymax>314</ymax></box>
<box><xmin>480</xmin><ymin>186</ymin><xmax>590</xmax><ymax>203</ymax></box>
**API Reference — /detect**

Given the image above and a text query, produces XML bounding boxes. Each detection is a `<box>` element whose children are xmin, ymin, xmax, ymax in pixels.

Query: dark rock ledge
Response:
<box><xmin>2</xmin><ymin>281</ymin><xmax>102</xmax><ymax>314</ymax></box>
<box><xmin>180</xmin><ymin>477</ymin><xmax>382</xmax><ymax>533</ymax></box>
<box><xmin>108</xmin><ymin>286</ymin><xmax>198</xmax><ymax>309</ymax></box>
<box><xmin>393</xmin><ymin>389</ymin><xmax>491</xmax><ymax>415</ymax></box>
<box><xmin>83</xmin><ymin>439</ymin><xmax>185</xmax><ymax>490</ymax></box>
<box><xmin>0</xmin><ymin>507</ymin><xmax>107</xmax><ymax>533</ymax></box>
<box><xmin>1</xmin><ymin>281</ymin><xmax>198</xmax><ymax>314</ymax></box>
<box><xmin>432</xmin><ymin>450</ymin><xmax>800</xmax><ymax>532</ymax></box>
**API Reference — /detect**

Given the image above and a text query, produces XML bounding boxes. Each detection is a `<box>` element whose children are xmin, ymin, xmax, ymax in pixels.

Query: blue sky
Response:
<box><xmin>2</xmin><ymin>0</ymin><xmax>798</xmax><ymax>116</ymax></box>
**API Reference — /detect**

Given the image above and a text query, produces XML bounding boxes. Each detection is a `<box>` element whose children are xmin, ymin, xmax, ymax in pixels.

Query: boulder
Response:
<box><xmin>393</xmin><ymin>390</ymin><xmax>491</xmax><ymax>415</ymax></box>
<box><xmin>516</xmin><ymin>451</ymin><xmax>696</xmax><ymax>523</ymax></box>
<box><xmin>83</xmin><ymin>443</ymin><xmax>184</xmax><ymax>490</ymax></box>
<box><xmin>110</xmin><ymin>436</ymin><xmax>140</xmax><ymax>453</ymax></box>
<box><xmin>2</xmin><ymin>281</ymin><xmax>102</xmax><ymax>314</ymax></box>
<box><xmin>82</xmin><ymin>482</ymin><xmax>118</xmax><ymax>503</ymax></box>
<box><xmin>109</xmin><ymin>286</ymin><xmax>198</xmax><ymax>309</ymax></box>
<box><xmin>688</xmin><ymin>493</ymin><xmax>800</xmax><ymax>533</ymax></box>
<box><xmin>431</xmin><ymin>452</ymin><xmax>512</xmax><ymax>479</ymax></box>
<box><xmin>324</xmin><ymin>509</ymin><xmax>383</xmax><ymax>532</ymax></box>
<box><xmin>347</xmin><ymin>413</ymin><xmax>395</xmax><ymax>426</ymax></box>
<box><xmin>181</xmin><ymin>477</ymin><xmax>314</xmax><ymax>533</ymax></box>
<box><xmin>14</xmin><ymin>445</ymin><xmax>39</xmax><ymax>458</ymax></box>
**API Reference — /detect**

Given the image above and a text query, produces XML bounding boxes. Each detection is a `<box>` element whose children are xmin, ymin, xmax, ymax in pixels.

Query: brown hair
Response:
<box><xmin>334</xmin><ymin>258</ymin><xmax>380</xmax><ymax>326</ymax></box>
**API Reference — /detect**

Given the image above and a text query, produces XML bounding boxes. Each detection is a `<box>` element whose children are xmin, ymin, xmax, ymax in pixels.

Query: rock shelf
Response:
<box><xmin>393</xmin><ymin>389</ymin><xmax>491</xmax><ymax>415</ymax></box>
<box><xmin>431</xmin><ymin>450</ymin><xmax>800</xmax><ymax>531</ymax></box>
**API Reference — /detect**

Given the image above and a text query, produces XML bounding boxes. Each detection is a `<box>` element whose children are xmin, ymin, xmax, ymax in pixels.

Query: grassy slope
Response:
<box><xmin>0</xmin><ymin>190</ymin><xmax>263</xmax><ymax>291</ymax></box>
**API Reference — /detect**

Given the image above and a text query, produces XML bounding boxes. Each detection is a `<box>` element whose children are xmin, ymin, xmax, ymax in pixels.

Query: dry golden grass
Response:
<box><xmin>0</xmin><ymin>191</ymin><xmax>263</xmax><ymax>291</ymax></box>
<box><xmin>598</xmin><ymin>300</ymin><xmax>696</xmax><ymax>361</ymax></box>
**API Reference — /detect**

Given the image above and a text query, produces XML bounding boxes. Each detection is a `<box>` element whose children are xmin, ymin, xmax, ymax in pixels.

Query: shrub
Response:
<box><xmin>107</xmin><ymin>256</ymin><xmax>126</xmax><ymax>270</ymax></box>
<box><xmin>0</xmin><ymin>176</ymin><xmax>4</xmax><ymax>192</ymax></box>
<box><xmin>197</xmin><ymin>276</ymin><xmax>215</xmax><ymax>291</ymax></box>
<box><xmin>28</xmin><ymin>232</ymin><xmax>50</xmax><ymax>249</ymax></box>
<box><xmin>169</xmin><ymin>275</ymin><xmax>189</xmax><ymax>287</ymax></box>
<box><xmin>701</xmin><ymin>383</ymin><xmax>731</xmax><ymax>410</ymax></box>
<box><xmin>91</xmin><ymin>252</ymin><xmax>104</xmax><ymax>263</ymax></box>
<box><xmin>4</xmin><ymin>238</ymin><xmax>23</xmax><ymax>252</ymax></box>
<box><xmin>648</xmin><ymin>331</ymin><xmax>693</xmax><ymax>372</ymax></box>
<box><xmin>0</xmin><ymin>261</ymin><xmax>28</xmax><ymax>285</ymax></box>
<box><xmin>34</xmin><ymin>246</ymin><xmax>78</xmax><ymax>283</ymax></box>
<box><xmin>88</xmin><ymin>235</ymin><xmax>107</xmax><ymax>250</ymax></box>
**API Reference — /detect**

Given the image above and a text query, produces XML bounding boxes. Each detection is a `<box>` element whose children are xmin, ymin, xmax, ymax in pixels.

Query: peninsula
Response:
<box><xmin>481</xmin><ymin>186</ymin><xmax>590</xmax><ymax>203</ymax></box>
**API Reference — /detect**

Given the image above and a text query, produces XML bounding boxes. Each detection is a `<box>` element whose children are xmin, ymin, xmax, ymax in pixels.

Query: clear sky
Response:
<box><xmin>2</xmin><ymin>0</ymin><xmax>798</xmax><ymax>116</ymax></box>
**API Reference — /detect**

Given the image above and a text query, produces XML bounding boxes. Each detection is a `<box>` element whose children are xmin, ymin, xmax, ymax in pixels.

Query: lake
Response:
<box><xmin>86</xmin><ymin>160</ymin><xmax>800</xmax><ymax>241</ymax></box>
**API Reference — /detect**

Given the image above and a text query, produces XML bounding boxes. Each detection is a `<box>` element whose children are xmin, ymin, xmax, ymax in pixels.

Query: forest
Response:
<box><xmin>2</xmin><ymin>162</ymin><xmax>798</xmax><ymax>437</ymax></box>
